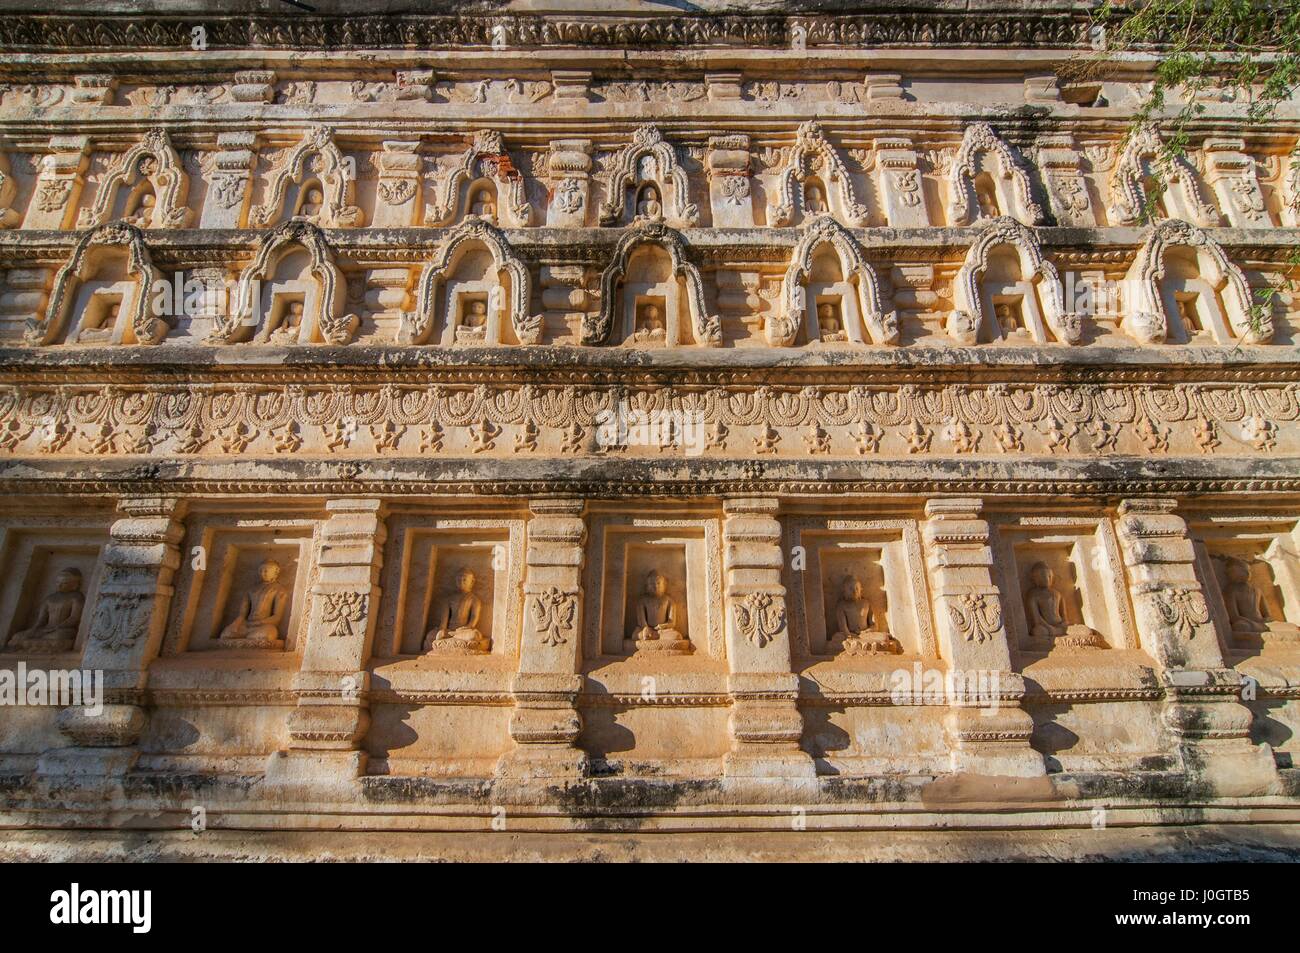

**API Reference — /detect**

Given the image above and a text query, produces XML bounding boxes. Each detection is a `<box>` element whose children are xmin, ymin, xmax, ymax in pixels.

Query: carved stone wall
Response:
<box><xmin>1</xmin><ymin>1</ymin><xmax>1299</xmax><ymax>845</ymax></box>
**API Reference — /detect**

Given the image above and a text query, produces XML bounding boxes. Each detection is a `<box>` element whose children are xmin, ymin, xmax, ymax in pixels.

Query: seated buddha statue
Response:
<box><xmin>831</xmin><ymin>573</ymin><xmax>900</xmax><ymax>655</ymax></box>
<box><xmin>7</xmin><ymin>567</ymin><xmax>84</xmax><ymax>653</ymax></box>
<box><xmin>423</xmin><ymin>567</ymin><xmax>489</xmax><ymax>654</ymax></box>
<box><xmin>1222</xmin><ymin>556</ymin><xmax>1300</xmax><ymax>644</ymax></box>
<box><xmin>628</xmin><ymin>569</ymin><xmax>691</xmax><ymax>654</ymax></box>
<box><xmin>1023</xmin><ymin>561</ymin><xmax>1105</xmax><ymax>649</ymax></box>
<box><xmin>217</xmin><ymin>559</ymin><xmax>289</xmax><ymax>649</ymax></box>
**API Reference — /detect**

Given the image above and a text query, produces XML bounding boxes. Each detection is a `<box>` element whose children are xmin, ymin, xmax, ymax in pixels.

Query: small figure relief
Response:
<box><xmin>216</xmin><ymin>559</ymin><xmax>289</xmax><ymax>650</ymax></box>
<box><xmin>454</xmin><ymin>298</ymin><xmax>489</xmax><ymax>344</ymax></box>
<box><xmin>125</xmin><ymin>189</ymin><xmax>157</xmax><ymax>228</ymax></box>
<box><xmin>626</xmin><ymin>569</ymin><xmax>692</xmax><ymax>655</ymax></box>
<box><xmin>994</xmin><ymin>301</ymin><xmax>1026</xmax><ymax>340</ymax></box>
<box><xmin>803</xmin><ymin>181</ymin><xmax>828</xmax><ymax>216</ymax></box>
<box><xmin>469</xmin><ymin>187</ymin><xmax>497</xmax><ymax>222</ymax></box>
<box><xmin>975</xmin><ymin>176</ymin><xmax>1000</xmax><ymax>219</ymax></box>
<box><xmin>294</xmin><ymin>184</ymin><xmax>325</xmax><ymax>222</ymax></box>
<box><xmin>76</xmin><ymin>301</ymin><xmax>120</xmax><ymax>344</ymax></box>
<box><xmin>1220</xmin><ymin>556</ymin><xmax>1300</xmax><ymax>645</ymax></box>
<box><xmin>1176</xmin><ymin>296</ymin><xmax>1207</xmax><ymax>339</ymax></box>
<box><xmin>635</xmin><ymin>183</ymin><xmax>663</xmax><ymax>221</ymax></box>
<box><xmin>816</xmin><ymin>301</ymin><xmax>846</xmax><ymax>343</ymax></box>
<box><xmin>1022</xmin><ymin>561</ymin><xmax>1105</xmax><ymax>649</ymax></box>
<box><xmin>628</xmin><ymin>301</ymin><xmax>666</xmax><ymax>346</ymax></box>
<box><xmin>268</xmin><ymin>299</ymin><xmax>304</xmax><ymax>345</ymax></box>
<box><xmin>6</xmin><ymin>567</ymin><xmax>84</xmax><ymax>654</ymax></box>
<box><xmin>423</xmin><ymin>567</ymin><xmax>490</xmax><ymax>654</ymax></box>
<box><xmin>829</xmin><ymin>573</ymin><xmax>900</xmax><ymax>656</ymax></box>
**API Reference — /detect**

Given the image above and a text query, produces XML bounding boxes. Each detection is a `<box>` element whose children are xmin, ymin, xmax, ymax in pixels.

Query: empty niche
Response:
<box><xmin>0</xmin><ymin>535</ymin><xmax>104</xmax><ymax>655</ymax></box>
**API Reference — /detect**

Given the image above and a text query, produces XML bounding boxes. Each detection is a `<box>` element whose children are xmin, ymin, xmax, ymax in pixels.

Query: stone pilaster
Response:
<box><xmin>706</xmin><ymin>135</ymin><xmax>754</xmax><ymax>228</ymax></box>
<box><xmin>1037</xmin><ymin>134</ymin><xmax>1097</xmax><ymax>227</ymax></box>
<box><xmin>365</xmin><ymin>267</ymin><xmax>416</xmax><ymax>342</ymax></box>
<box><xmin>372</xmin><ymin>140</ymin><xmax>422</xmax><ymax>227</ymax></box>
<box><xmin>497</xmin><ymin>499</ymin><xmax>588</xmax><ymax>779</ymax></box>
<box><xmin>874</xmin><ymin>137</ymin><xmax>929</xmax><ymax>228</ymax></box>
<box><xmin>722</xmin><ymin>498</ymin><xmax>814</xmax><ymax>778</ymax></box>
<box><xmin>198</xmin><ymin>131</ymin><xmax>258</xmax><ymax>229</ymax></box>
<box><xmin>22</xmin><ymin>135</ymin><xmax>90</xmax><ymax>230</ymax></box>
<box><xmin>266</xmin><ymin>499</ymin><xmax>385</xmax><ymax>791</ymax></box>
<box><xmin>38</xmin><ymin>497</ymin><xmax>185</xmax><ymax>784</ymax></box>
<box><xmin>922</xmin><ymin>498</ymin><xmax>1043</xmax><ymax>777</ymax></box>
<box><xmin>1202</xmin><ymin>138</ymin><xmax>1270</xmax><ymax>228</ymax></box>
<box><xmin>545</xmin><ymin>139</ymin><xmax>593</xmax><ymax>228</ymax></box>
<box><xmin>1115</xmin><ymin>499</ymin><xmax>1279</xmax><ymax>796</ymax></box>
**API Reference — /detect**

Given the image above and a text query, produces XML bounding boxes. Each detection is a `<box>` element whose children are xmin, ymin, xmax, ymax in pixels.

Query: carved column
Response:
<box><xmin>366</xmin><ymin>267</ymin><xmax>416</xmax><ymax>342</ymax></box>
<box><xmin>722</xmin><ymin>498</ymin><xmax>814</xmax><ymax>778</ymax></box>
<box><xmin>545</xmin><ymin>139</ymin><xmax>592</xmax><ymax>228</ymax></box>
<box><xmin>199</xmin><ymin>131</ymin><xmax>258</xmax><ymax>229</ymax></box>
<box><xmin>1115</xmin><ymin>499</ymin><xmax>1279</xmax><ymax>795</ymax></box>
<box><xmin>497</xmin><ymin>499</ymin><xmax>588</xmax><ymax>779</ymax></box>
<box><xmin>266</xmin><ymin>499</ymin><xmax>385</xmax><ymax>791</ymax></box>
<box><xmin>706</xmin><ymin>135</ymin><xmax>754</xmax><ymax>228</ymax></box>
<box><xmin>22</xmin><ymin>135</ymin><xmax>90</xmax><ymax>230</ymax></box>
<box><xmin>38</xmin><ymin>498</ymin><xmax>185</xmax><ymax>784</ymax></box>
<box><xmin>874</xmin><ymin>137</ymin><xmax>929</xmax><ymax>227</ymax></box>
<box><xmin>372</xmin><ymin>140</ymin><xmax>422</xmax><ymax>227</ymax></box>
<box><xmin>1203</xmin><ymin>138</ymin><xmax>1270</xmax><ymax>228</ymax></box>
<box><xmin>922</xmin><ymin>498</ymin><xmax>1043</xmax><ymax>777</ymax></box>
<box><xmin>0</xmin><ymin>267</ymin><xmax>52</xmax><ymax>335</ymax></box>
<box><xmin>1037</xmin><ymin>134</ymin><xmax>1097</xmax><ymax>227</ymax></box>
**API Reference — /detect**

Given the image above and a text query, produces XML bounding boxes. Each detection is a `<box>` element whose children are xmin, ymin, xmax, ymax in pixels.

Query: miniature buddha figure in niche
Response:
<box><xmin>455</xmin><ymin>298</ymin><xmax>489</xmax><ymax>344</ymax></box>
<box><xmin>297</xmin><ymin>186</ymin><xmax>324</xmax><ymax>221</ymax></box>
<box><xmin>127</xmin><ymin>191</ymin><xmax>156</xmax><ymax>228</ymax></box>
<box><xmin>217</xmin><ymin>558</ymin><xmax>289</xmax><ymax>649</ymax></box>
<box><xmin>976</xmin><ymin>180</ymin><xmax>1000</xmax><ymax>218</ymax></box>
<box><xmin>1023</xmin><ymin>561</ymin><xmax>1105</xmax><ymax>649</ymax></box>
<box><xmin>270</xmin><ymin>300</ymin><xmax>304</xmax><ymax>344</ymax></box>
<box><xmin>629</xmin><ymin>568</ymin><xmax>691</xmax><ymax>654</ymax></box>
<box><xmin>636</xmin><ymin>184</ymin><xmax>662</xmax><ymax>220</ymax></box>
<box><xmin>830</xmin><ymin>573</ymin><xmax>900</xmax><ymax>655</ymax></box>
<box><xmin>804</xmin><ymin>182</ymin><xmax>827</xmax><ymax>215</ymax></box>
<box><xmin>424</xmin><ymin>567</ymin><xmax>489</xmax><ymax>654</ymax></box>
<box><xmin>470</xmin><ymin>188</ymin><xmax>497</xmax><ymax>221</ymax></box>
<box><xmin>994</xmin><ymin>301</ymin><xmax>1022</xmax><ymax>338</ymax></box>
<box><xmin>7</xmin><ymin>567</ymin><xmax>84</xmax><ymax>653</ymax></box>
<box><xmin>817</xmin><ymin>301</ymin><xmax>846</xmax><ymax>343</ymax></box>
<box><xmin>630</xmin><ymin>302</ymin><xmax>666</xmax><ymax>345</ymax></box>
<box><xmin>1222</xmin><ymin>556</ymin><xmax>1300</xmax><ymax>643</ymax></box>
<box><xmin>77</xmin><ymin>301</ymin><xmax>119</xmax><ymax>344</ymax></box>
<box><xmin>1177</xmin><ymin>296</ymin><xmax>1204</xmax><ymax>336</ymax></box>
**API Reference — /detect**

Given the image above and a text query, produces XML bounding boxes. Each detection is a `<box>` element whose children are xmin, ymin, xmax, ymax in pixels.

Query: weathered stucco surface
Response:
<box><xmin>1</xmin><ymin>0</ymin><xmax>1299</xmax><ymax>858</ymax></box>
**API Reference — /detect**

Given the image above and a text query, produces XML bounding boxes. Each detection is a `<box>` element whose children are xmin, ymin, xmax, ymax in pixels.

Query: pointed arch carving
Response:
<box><xmin>403</xmin><ymin>219</ymin><xmax>541</xmax><ymax>345</ymax></box>
<box><xmin>767</xmin><ymin>121</ymin><xmax>869</xmax><ymax>227</ymax></box>
<box><xmin>424</xmin><ymin>129</ymin><xmax>532</xmax><ymax>227</ymax></box>
<box><xmin>947</xmin><ymin>216</ymin><xmax>1078</xmax><ymax>345</ymax></box>
<box><xmin>581</xmin><ymin>221</ymin><xmax>720</xmax><ymax>347</ymax></box>
<box><xmin>249</xmin><ymin>125</ymin><xmax>365</xmax><ymax>228</ymax></box>
<box><xmin>27</xmin><ymin>222</ymin><xmax>167</xmax><ymax>346</ymax></box>
<box><xmin>1108</xmin><ymin>125</ymin><xmax>1219</xmax><ymax>227</ymax></box>
<box><xmin>770</xmin><ymin>215</ymin><xmax>897</xmax><ymax>346</ymax></box>
<box><xmin>1124</xmin><ymin>218</ymin><xmax>1264</xmax><ymax>344</ymax></box>
<box><xmin>80</xmin><ymin>127</ymin><xmax>191</xmax><ymax>229</ymax></box>
<box><xmin>948</xmin><ymin>122</ymin><xmax>1044</xmax><ymax>227</ymax></box>
<box><xmin>597</xmin><ymin>124</ymin><xmax>699</xmax><ymax>227</ymax></box>
<box><xmin>210</xmin><ymin>220</ymin><xmax>357</xmax><ymax>345</ymax></box>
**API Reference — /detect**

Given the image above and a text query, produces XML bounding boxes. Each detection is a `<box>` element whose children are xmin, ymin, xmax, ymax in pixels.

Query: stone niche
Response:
<box><xmin>993</xmin><ymin>517</ymin><xmax>1134</xmax><ymax>658</ymax></box>
<box><xmin>584</xmin><ymin>513</ymin><xmax>724</xmax><ymax>661</ymax></box>
<box><xmin>783</xmin><ymin>517</ymin><xmax>933</xmax><ymax>659</ymax></box>
<box><xmin>0</xmin><ymin>524</ymin><xmax>107</xmax><ymax>656</ymax></box>
<box><xmin>434</xmin><ymin>248</ymin><xmax>512</xmax><ymax>347</ymax></box>
<box><xmin>165</xmin><ymin>515</ymin><xmax>318</xmax><ymax>655</ymax></box>
<box><xmin>617</xmin><ymin>245</ymin><xmax>696</xmax><ymax>348</ymax></box>
<box><xmin>375</xmin><ymin>514</ymin><xmax>524</xmax><ymax>658</ymax></box>
<box><xmin>1191</xmin><ymin>518</ymin><xmax>1300</xmax><ymax>654</ymax></box>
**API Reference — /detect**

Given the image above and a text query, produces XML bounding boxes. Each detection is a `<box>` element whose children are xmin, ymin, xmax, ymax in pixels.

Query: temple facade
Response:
<box><xmin>1</xmin><ymin>1</ymin><xmax>1299</xmax><ymax>852</ymax></box>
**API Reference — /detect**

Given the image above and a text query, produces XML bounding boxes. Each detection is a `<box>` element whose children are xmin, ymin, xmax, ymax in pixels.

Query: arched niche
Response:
<box><xmin>405</xmin><ymin>220</ymin><xmax>541</xmax><ymax>346</ymax></box>
<box><xmin>28</xmin><ymin>223</ymin><xmax>167</xmax><ymax>346</ymax></box>
<box><xmin>80</xmin><ymin>128</ymin><xmax>191</xmax><ymax>229</ymax></box>
<box><xmin>947</xmin><ymin>217</ymin><xmax>1078</xmax><ymax>345</ymax></box>
<box><xmin>1108</xmin><ymin>125</ymin><xmax>1220</xmax><ymax>227</ymax></box>
<box><xmin>767</xmin><ymin>121</ymin><xmax>869</xmax><ymax>228</ymax></box>
<box><xmin>582</xmin><ymin>222</ymin><xmax>720</xmax><ymax>347</ymax></box>
<box><xmin>425</xmin><ymin>130</ymin><xmax>531</xmax><ymax>228</ymax></box>
<box><xmin>597</xmin><ymin>124</ymin><xmax>699</xmax><ymax>228</ymax></box>
<box><xmin>249</xmin><ymin>125</ymin><xmax>365</xmax><ymax>229</ymax></box>
<box><xmin>1123</xmin><ymin>218</ymin><xmax>1264</xmax><ymax>345</ymax></box>
<box><xmin>948</xmin><ymin>122</ymin><xmax>1044</xmax><ymax>227</ymax></box>
<box><xmin>211</xmin><ymin>220</ymin><xmax>357</xmax><ymax>345</ymax></box>
<box><xmin>771</xmin><ymin>216</ymin><xmax>897</xmax><ymax>346</ymax></box>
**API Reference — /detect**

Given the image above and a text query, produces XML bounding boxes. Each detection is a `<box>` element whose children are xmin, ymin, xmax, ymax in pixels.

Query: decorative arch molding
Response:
<box><xmin>1123</xmin><ymin>218</ymin><xmax>1265</xmax><ymax>345</ymax></box>
<box><xmin>948</xmin><ymin>122</ymin><xmax>1044</xmax><ymax>227</ymax></box>
<box><xmin>1108</xmin><ymin>124</ymin><xmax>1220</xmax><ymax>227</ymax></box>
<box><xmin>770</xmin><ymin>215</ymin><xmax>897</xmax><ymax>346</ymax></box>
<box><xmin>249</xmin><ymin>125</ymin><xmax>365</xmax><ymax>228</ymax></box>
<box><xmin>79</xmin><ymin>127</ymin><xmax>192</xmax><ymax>229</ymax></box>
<box><xmin>403</xmin><ymin>219</ymin><xmax>541</xmax><ymax>345</ymax></box>
<box><xmin>582</xmin><ymin>221</ymin><xmax>720</xmax><ymax>346</ymax></box>
<box><xmin>767</xmin><ymin>120</ymin><xmax>869</xmax><ymax>227</ymax></box>
<box><xmin>211</xmin><ymin>220</ymin><xmax>358</xmax><ymax>345</ymax></box>
<box><xmin>947</xmin><ymin>216</ymin><xmax>1078</xmax><ymax>345</ymax></box>
<box><xmin>597</xmin><ymin>124</ymin><xmax>699</xmax><ymax>227</ymax></box>
<box><xmin>424</xmin><ymin>129</ymin><xmax>532</xmax><ymax>227</ymax></box>
<box><xmin>28</xmin><ymin>222</ymin><xmax>167</xmax><ymax>346</ymax></box>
